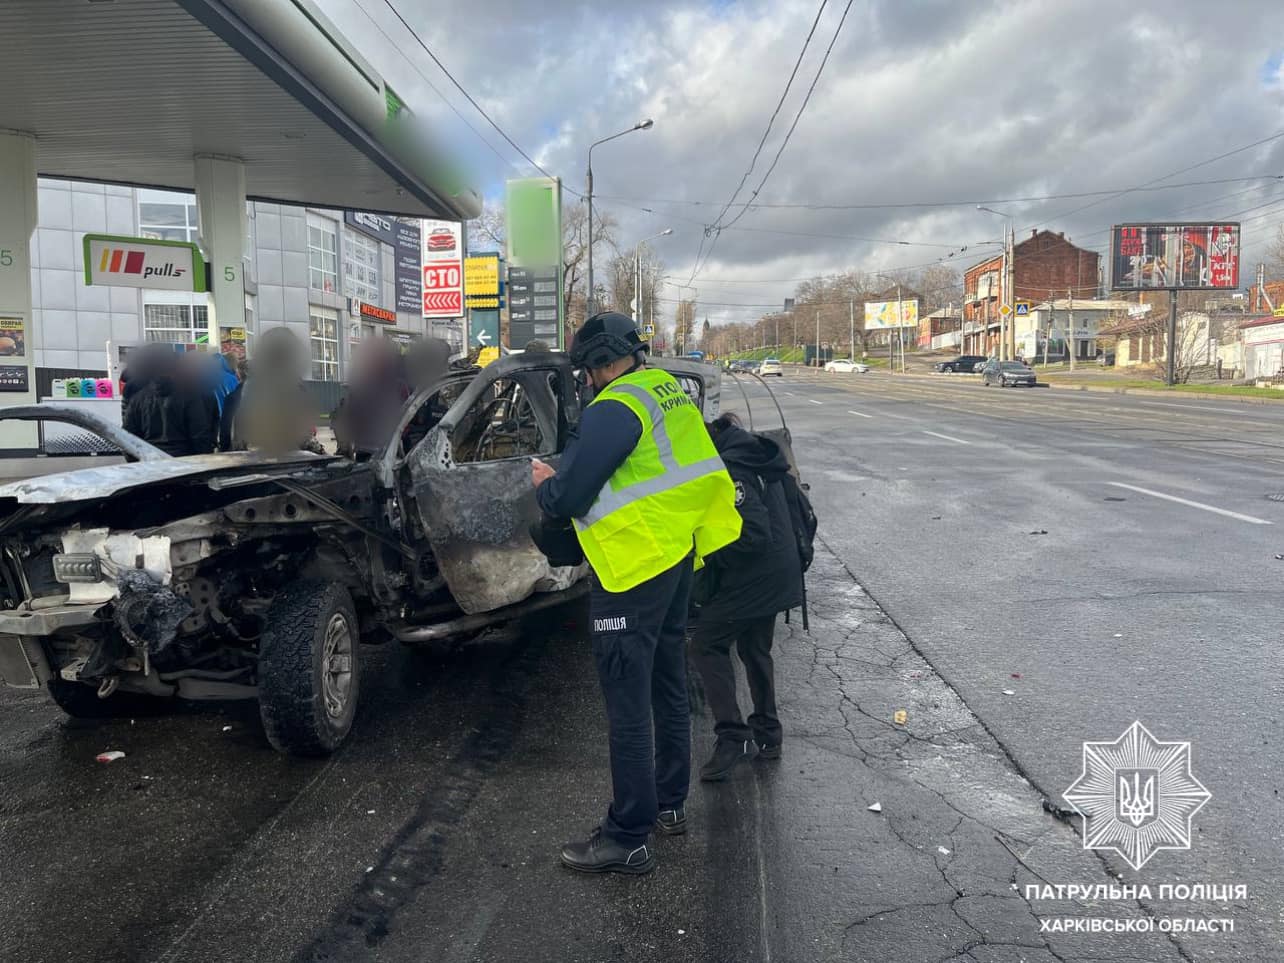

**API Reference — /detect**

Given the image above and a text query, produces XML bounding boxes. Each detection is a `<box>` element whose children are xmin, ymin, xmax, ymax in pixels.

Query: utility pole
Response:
<box><xmin>999</xmin><ymin>244</ymin><xmax>1008</xmax><ymax>362</ymax></box>
<box><xmin>815</xmin><ymin>309</ymin><xmax>820</xmax><ymax>368</ymax></box>
<box><xmin>849</xmin><ymin>300</ymin><xmax>855</xmax><ymax>361</ymax></box>
<box><xmin>1067</xmin><ymin>288</ymin><xmax>1076</xmax><ymax>372</ymax></box>
<box><xmin>1166</xmin><ymin>292</ymin><xmax>1178</xmax><ymax>386</ymax></box>
<box><xmin>896</xmin><ymin>283</ymin><xmax>904</xmax><ymax>373</ymax></box>
<box><xmin>1042</xmin><ymin>302</ymin><xmax>1050</xmax><ymax>367</ymax></box>
<box><xmin>1007</xmin><ymin>224</ymin><xmax>1017</xmax><ymax>361</ymax></box>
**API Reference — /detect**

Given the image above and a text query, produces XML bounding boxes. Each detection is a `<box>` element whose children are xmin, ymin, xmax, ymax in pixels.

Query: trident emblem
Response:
<box><xmin>1117</xmin><ymin>769</ymin><xmax>1157</xmax><ymax>827</ymax></box>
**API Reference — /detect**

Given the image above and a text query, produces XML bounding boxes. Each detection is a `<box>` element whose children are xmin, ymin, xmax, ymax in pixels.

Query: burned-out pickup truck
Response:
<box><xmin>0</xmin><ymin>355</ymin><xmax>734</xmax><ymax>755</ymax></box>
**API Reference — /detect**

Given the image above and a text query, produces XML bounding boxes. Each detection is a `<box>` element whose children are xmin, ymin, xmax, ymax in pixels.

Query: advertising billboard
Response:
<box><xmin>506</xmin><ymin>177</ymin><xmax>563</xmax><ymax>348</ymax></box>
<box><xmin>1110</xmin><ymin>223</ymin><xmax>1240</xmax><ymax>291</ymax></box>
<box><xmin>344</xmin><ymin>213</ymin><xmax>422</xmax><ymax>314</ymax></box>
<box><xmin>864</xmin><ymin>299</ymin><xmax>920</xmax><ymax>330</ymax></box>
<box><xmin>422</xmin><ymin>219</ymin><xmax>463</xmax><ymax>318</ymax></box>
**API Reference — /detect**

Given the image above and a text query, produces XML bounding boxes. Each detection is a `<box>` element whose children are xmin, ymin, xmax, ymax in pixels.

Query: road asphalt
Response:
<box><xmin>0</xmin><ymin>368</ymin><xmax>1277</xmax><ymax>962</ymax></box>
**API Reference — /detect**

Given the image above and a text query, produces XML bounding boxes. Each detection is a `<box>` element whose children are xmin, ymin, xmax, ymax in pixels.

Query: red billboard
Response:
<box><xmin>1110</xmin><ymin>223</ymin><xmax>1240</xmax><ymax>291</ymax></box>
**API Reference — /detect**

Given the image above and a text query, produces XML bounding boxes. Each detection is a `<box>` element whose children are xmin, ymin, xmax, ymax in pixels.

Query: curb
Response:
<box><xmin>1040</xmin><ymin>381</ymin><xmax>1284</xmax><ymax>406</ymax></box>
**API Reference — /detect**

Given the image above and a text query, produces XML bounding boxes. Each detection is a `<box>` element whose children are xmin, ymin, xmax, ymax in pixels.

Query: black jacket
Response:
<box><xmin>696</xmin><ymin>425</ymin><xmax>804</xmax><ymax>623</ymax></box>
<box><xmin>124</xmin><ymin>377</ymin><xmax>216</xmax><ymax>457</ymax></box>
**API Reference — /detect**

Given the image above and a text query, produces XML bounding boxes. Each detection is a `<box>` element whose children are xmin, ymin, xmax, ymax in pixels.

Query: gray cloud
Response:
<box><xmin>320</xmin><ymin>0</ymin><xmax>1284</xmax><ymax>323</ymax></box>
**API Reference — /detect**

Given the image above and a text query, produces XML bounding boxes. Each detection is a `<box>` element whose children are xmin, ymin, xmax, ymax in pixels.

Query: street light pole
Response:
<box><xmin>633</xmin><ymin>228</ymin><xmax>672</xmax><ymax>325</ymax></box>
<box><xmin>977</xmin><ymin>206</ymin><xmax>1014</xmax><ymax>361</ymax></box>
<box><xmin>586</xmin><ymin>118</ymin><xmax>653</xmax><ymax>318</ymax></box>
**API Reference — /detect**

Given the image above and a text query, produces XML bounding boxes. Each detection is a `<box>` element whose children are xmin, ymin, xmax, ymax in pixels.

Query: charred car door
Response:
<box><xmin>402</xmin><ymin>354</ymin><xmax>580</xmax><ymax>614</ymax></box>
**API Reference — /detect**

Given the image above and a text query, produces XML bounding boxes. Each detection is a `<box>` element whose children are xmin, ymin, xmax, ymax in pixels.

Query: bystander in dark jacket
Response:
<box><xmin>689</xmin><ymin>413</ymin><xmax>803</xmax><ymax>781</ymax></box>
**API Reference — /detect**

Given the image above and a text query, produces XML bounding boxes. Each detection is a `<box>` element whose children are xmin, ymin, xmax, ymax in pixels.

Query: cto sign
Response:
<box><xmin>83</xmin><ymin>234</ymin><xmax>207</xmax><ymax>292</ymax></box>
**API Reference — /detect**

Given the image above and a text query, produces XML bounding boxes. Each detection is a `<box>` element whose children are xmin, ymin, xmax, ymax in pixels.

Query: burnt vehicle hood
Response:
<box><xmin>0</xmin><ymin>451</ymin><xmax>335</xmax><ymax>506</ymax></box>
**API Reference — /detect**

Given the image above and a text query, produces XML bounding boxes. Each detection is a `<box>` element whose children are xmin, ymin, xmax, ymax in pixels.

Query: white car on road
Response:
<box><xmin>759</xmin><ymin>358</ymin><xmax>784</xmax><ymax>376</ymax></box>
<box><xmin>824</xmin><ymin>359</ymin><xmax>870</xmax><ymax>373</ymax></box>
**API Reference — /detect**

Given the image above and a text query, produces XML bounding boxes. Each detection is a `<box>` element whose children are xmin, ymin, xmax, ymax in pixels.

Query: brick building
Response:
<box><xmin>962</xmin><ymin>231</ymin><xmax>1100</xmax><ymax>354</ymax></box>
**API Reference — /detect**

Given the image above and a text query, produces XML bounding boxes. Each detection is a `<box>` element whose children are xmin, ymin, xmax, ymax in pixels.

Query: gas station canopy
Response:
<box><xmin>0</xmin><ymin>0</ymin><xmax>481</xmax><ymax>220</ymax></box>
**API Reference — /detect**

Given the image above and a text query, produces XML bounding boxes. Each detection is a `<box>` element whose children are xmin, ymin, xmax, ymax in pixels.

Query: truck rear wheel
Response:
<box><xmin>258</xmin><ymin>581</ymin><xmax>360</xmax><ymax>756</ymax></box>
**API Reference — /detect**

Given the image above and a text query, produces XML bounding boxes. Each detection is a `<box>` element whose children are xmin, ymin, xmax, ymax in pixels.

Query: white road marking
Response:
<box><xmin>808</xmin><ymin>399</ymin><xmax>823</xmax><ymax>406</ymax></box>
<box><xmin>1137</xmin><ymin>401</ymin><xmax>1248</xmax><ymax>415</ymax></box>
<box><xmin>848</xmin><ymin>409</ymin><xmax>873</xmax><ymax>418</ymax></box>
<box><xmin>921</xmin><ymin>430</ymin><xmax>971</xmax><ymax>445</ymax></box>
<box><xmin>1107</xmin><ymin>482</ymin><xmax>1273</xmax><ymax>525</ymax></box>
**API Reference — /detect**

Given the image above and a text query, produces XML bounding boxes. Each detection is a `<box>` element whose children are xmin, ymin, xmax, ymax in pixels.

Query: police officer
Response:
<box><xmin>531</xmin><ymin>312</ymin><xmax>741</xmax><ymax>875</ymax></box>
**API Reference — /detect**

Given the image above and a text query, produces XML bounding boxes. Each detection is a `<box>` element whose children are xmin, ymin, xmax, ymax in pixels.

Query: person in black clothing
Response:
<box><xmin>691</xmin><ymin>412</ymin><xmax>803</xmax><ymax>781</ymax></box>
<box><xmin>123</xmin><ymin>351</ymin><xmax>216</xmax><ymax>456</ymax></box>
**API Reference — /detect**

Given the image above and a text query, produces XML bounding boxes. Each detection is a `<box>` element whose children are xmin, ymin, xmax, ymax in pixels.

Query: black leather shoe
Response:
<box><xmin>700</xmin><ymin>739</ymin><xmax>759</xmax><ymax>781</ymax></box>
<box><xmin>560</xmin><ymin>828</ymin><xmax>655</xmax><ymax>875</ymax></box>
<box><xmin>656</xmin><ymin>806</ymin><xmax>687</xmax><ymax>836</ymax></box>
<box><xmin>756</xmin><ymin>742</ymin><xmax>782</xmax><ymax>760</ymax></box>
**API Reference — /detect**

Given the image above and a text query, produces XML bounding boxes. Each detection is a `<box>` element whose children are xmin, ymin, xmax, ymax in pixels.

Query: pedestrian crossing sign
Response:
<box><xmin>1015</xmin><ymin>301</ymin><xmax>1031</xmax><ymax>316</ymax></box>
<box><xmin>643</xmin><ymin>324</ymin><xmax>655</xmax><ymax>336</ymax></box>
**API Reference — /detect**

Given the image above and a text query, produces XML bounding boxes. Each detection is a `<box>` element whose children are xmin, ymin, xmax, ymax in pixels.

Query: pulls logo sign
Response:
<box><xmin>83</xmin><ymin>235</ymin><xmax>206</xmax><ymax>293</ymax></box>
<box><xmin>98</xmin><ymin>247</ymin><xmax>185</xmax><ymax>280</ymax></box>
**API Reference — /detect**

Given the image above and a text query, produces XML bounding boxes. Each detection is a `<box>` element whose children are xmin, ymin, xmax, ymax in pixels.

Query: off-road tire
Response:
<box><xmin>46</xmin><ymin>677</ymin><xmax>165</xmax><ymax>719</ymax></box>
<box><xmin>259</xmin><ymin>581</ymin><xmax>359</xmax><ymax>756</ymax></box>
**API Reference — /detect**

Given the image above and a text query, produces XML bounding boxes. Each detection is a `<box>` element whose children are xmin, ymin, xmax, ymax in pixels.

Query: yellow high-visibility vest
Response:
<box><xmin>572</xmin><ymin>368</ymin><xmax>741</xmax><ymax>593</ymax></box>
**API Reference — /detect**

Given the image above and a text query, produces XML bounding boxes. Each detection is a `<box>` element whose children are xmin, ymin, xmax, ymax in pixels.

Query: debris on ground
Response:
<box><xmin>1002</xmin><ymin>689</ymin><xmax>1015</xmax><ymax>696</ymax></box>
<box><xmin>1275</xmin><ymin>554</ymin><xmax>1284</xmax><ymax>560</ymax></box>
<box><xmin>1028</xmin><ymin>529</ymin><xmax>1048</xmax><ymax>535</ymax></box>
<box><xmin>95</xmin><ymin>750</ymin><xmax>126</xmax><ymax>763</ymax></box>
<box><xmin>867</xmin><ymin>802</ymin><xmax>883</xmax><ymax>813</ymax></box>
<box><xmin>1113</xmin><ymin>633</ymin><xmax>1123</xmax><ymax>638</ymax></box>
<box><xmin>1010</xmin><ymin>672</ymin><xmax>1022</xmax><ymax>679</ymax></box>
<box><xmin>221</xmin><ymin>725</ymin><xmax>232</xmax><ymax>733</ymax></box>
<box><xmin>893</xmin><ymin>709</ymin><xmax>908</xmax><ymax>725</ymax></box>
<box><xmin>937</xmin><ymin>846</ymin><xmax>951</xmax><ymax>856</ymax></box>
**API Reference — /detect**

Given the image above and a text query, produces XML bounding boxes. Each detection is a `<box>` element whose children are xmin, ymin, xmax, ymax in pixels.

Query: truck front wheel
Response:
<box><xmin>258</xmin><ymin>581</ymin><xmax>360</xmax><ymax>756</ymax></box>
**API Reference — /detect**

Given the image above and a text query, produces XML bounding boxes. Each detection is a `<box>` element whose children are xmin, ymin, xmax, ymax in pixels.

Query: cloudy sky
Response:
<box><xmin>318</xmin><ymin>0</ymin><xmax>1284</xmax><ymax>324</ymax></box>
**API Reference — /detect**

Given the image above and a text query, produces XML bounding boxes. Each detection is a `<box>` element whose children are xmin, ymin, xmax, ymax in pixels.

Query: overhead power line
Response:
<box><xmin>704</xmin><ymin>0</ymin><xmax>830</xmax><ymax>231</ymax></box>
<box><xmin>597</xmin><ymin>174</ymin><xmax>1284</xmax><ymax>213</ymax></box>
<box><xmin>1028</xmin><ymin>129</ymin><xmax>1284</xmax><ymax>231</ymax></box>
<box><xmin>715</xmin><ymin>0</ymin><xmax>854</xmax><ymax>233</ymax></box>
<box><xmin>689</xmin><ymin>0</ymin><xmax>854</xmax><ymax>284</ymax></box>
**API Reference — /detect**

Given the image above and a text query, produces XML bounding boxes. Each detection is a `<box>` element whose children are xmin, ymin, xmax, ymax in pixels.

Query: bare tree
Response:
<box><xmin>604</xmin><ymin>246</ymin><xmax>666</xmax><ymax>322</ymax></box>
<box><xmin>914</xmin><ymin>264</ymin><xmax>964</xmax><ymax>311</ymax></box>
<box><xmin>562</xmin><ymin>201</ymin><xmax>618</xmax><ymax>336</ymax></box>
<box><xmin>1266</xmin><ymin>224</ymin><xmax>1284</xmax><ymax>282</ymax></box>
<box><xmin>467</xmin><ymin>200</ymin><xmax>506</xmax><ymax>252</ymax></box>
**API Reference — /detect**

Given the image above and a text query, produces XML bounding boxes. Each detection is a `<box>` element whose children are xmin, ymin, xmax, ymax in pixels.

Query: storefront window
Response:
<box><xmin>309</xmin><ymin>311</ymin><xmax>339</xmax><ymax>381</ymax></box>
<box><xmin>144</xmin><ymin>303</ymin><xmax>208</xmax><ymax>343</ymax></box>
<box><xmin>308</xmin><ymin>215</ymin><xmax>339</xmax><ymax>294</ymax></box>
<box><xmin>139</xmin><ymin>189</ymin><xmax>199</xmax><ymax>243</ymax></box>
<box><xmin>343</xmin><ymin>230</ymin><xmax>381</xmax><ymax>305</ymax></box>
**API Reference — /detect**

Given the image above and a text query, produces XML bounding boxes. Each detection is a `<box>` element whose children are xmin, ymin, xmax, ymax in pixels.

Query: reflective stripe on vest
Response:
<box><xmin>572</xmin><ymin>368</ymin><xmax>741</xmax><ymax>593</ymax></box>
<box><xmin>579</xmin><ymin>380</ymin><xmax>723</xmax><ymax>526</ymax></box>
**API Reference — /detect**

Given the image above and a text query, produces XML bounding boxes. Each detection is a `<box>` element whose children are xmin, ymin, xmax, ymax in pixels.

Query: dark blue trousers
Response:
<box><xmin>590</xmin><ymin>556</ymin><xmax>693</xmax><ymax>847</ymax></box>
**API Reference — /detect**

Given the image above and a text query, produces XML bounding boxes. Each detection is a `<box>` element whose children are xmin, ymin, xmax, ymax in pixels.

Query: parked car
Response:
<box><xmin>972</xmin><ymin>360</ymin><xmax>988</xmax><ymax>373</ymax></box>
<box><xmin>982</xmin><ymin>360</ymin><xmax>1037</xmax><ymax>387</ymax></box>
<box><xmin>824</xmin><ymin>359</ymin><xmax>870</xmax><ymax>373</ymax></box>
<box><xmin>935</xmin><ymin>355</ymin><xmax>989</xmax><ymax>373</ymax></box>
<box><xmin>729</xmin><ymin>359</ymin><xmax>757</xmax><ymax>373</ymax></box>
<box><xmin>758</xmin><ymin>358</ymin><xmax>784</xmax><ymax>377</ymax></box>
<box><xmin>1097</xmin><ymin>351</ymin><xmax>1116</xmax><ymax>367</ymax></box>
<box><xmin>0</xmin><ymin>356</ymin><xmax>731</xmax><ymax>756</ymax></box>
